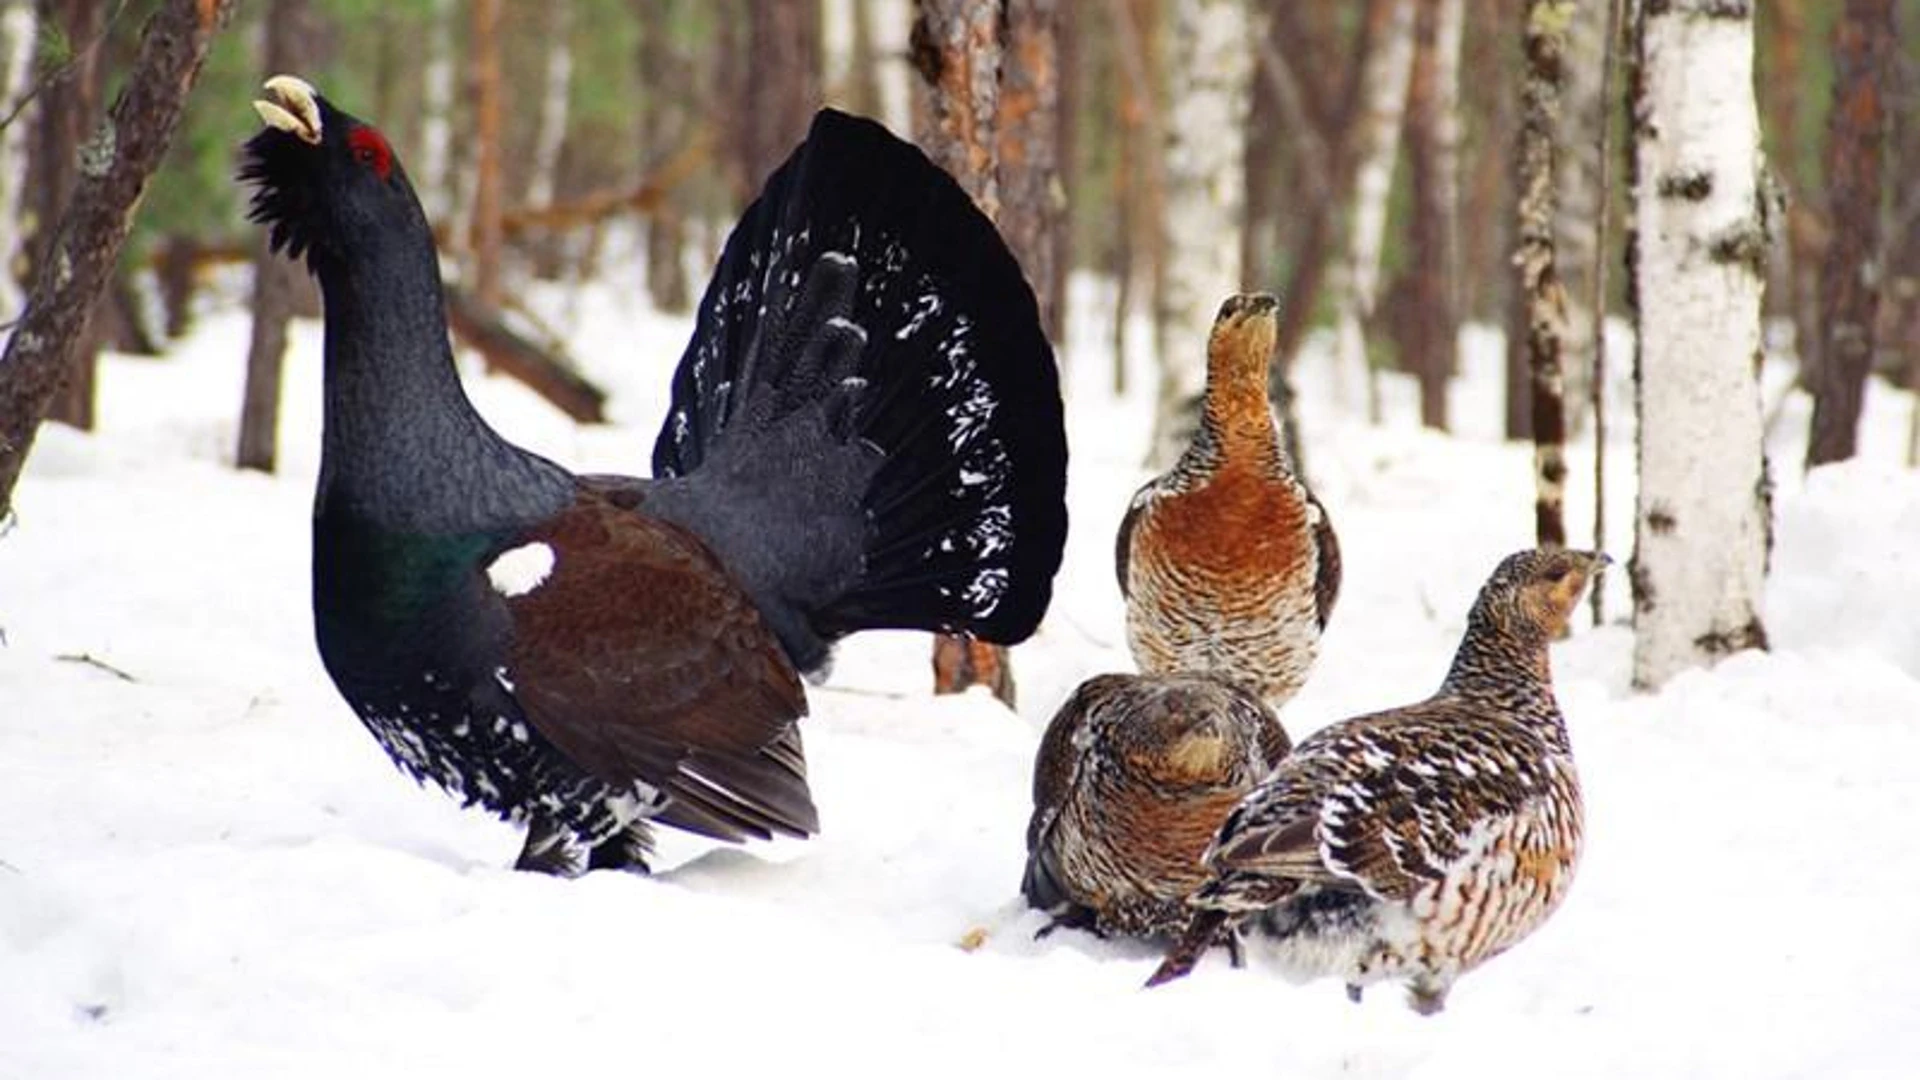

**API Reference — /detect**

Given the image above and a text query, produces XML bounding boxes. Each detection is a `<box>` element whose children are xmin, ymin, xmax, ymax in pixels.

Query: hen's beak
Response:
<box><xmin>253</xmin><ymin>74</ymin><xmax>322</xmax><ymax>146</ymax></box>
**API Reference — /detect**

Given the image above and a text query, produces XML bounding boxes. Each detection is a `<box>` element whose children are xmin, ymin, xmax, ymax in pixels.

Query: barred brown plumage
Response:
<box><xmin>1023</xmin><ymin>673</ymin><xmax>1290</xmax><ymax>941</ymax></box>
<box><xmin>1116</xmin><ymin>294</ymin><xmax>1340</xmax><ymax>714</ymax></box>
<box><xmin>1146</xmin><ymin>548</ymin><xmax>1607</xmax><ymax>1014</ymax></box>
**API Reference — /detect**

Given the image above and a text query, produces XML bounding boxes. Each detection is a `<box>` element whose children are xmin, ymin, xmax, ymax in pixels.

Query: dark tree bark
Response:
<box><xmin>739</xmin><ymin>0</ymin><xmax>821</xmax><ymax>197</ymax></box>
<box><xmin>469</xmin><ymin>0</ymin><xmax>505</xmax><ymax>309</ymax></box>
<box><xmin>1806</xmin><ymin>0</ymin><xmax>1895</xmax><ymax>468</ymax></box>
<box><xmin>1050</xmin><ymin>0</ymin><xmax>1077</xmax><ymax>334</ymax></box>
<box><xmin>238</xmin><ymin>0</ymin><xmax>318</xmax><ymax>474</ymax></box>
<box><xmin>1404</xmin><ymin>0</ymin><xmax>1460</xmax><ymax>432</ymax></box>
<box><xmin>1519</xmin><ymin>0</ymin><xmax>1570</xmax><ymax>547</ymax></box>
<box><xmin>636</xmin><ymin>0</ymin><xmax>690</xmax><ymax>312</ymax></box>
<box><xmin>0</xmin><ymin>0</ymin><xmax>237</xmax><ymax>520</ymax></box>
<box><xmin>912</xmin><ymin>0</ymin><xmax>1014</xmax><ymax>708</ymax></box>
<box><xmin>27</xmin><ymin>0</ymin><xmax>109</xmax><ymax>431</ymax></box>
<box><xmin>998</xmin><ymin>0</ymin><xmax>1063</xmax><ymax>340</ymax></box>
<box><xmin>1266</xmin><ymin>0</ymin><xmax>1374</xmax><ymax>372</ymax></box>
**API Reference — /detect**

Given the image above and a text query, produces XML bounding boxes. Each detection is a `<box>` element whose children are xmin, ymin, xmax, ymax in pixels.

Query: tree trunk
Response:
<box><xmin>0</xmin><ymin>0</ymin><xmax>237</xmax><ymax>520</ymax></box>
<box><xmin>1147</xmin><ymin>0</ymin><xmax>1251</xmax><ymax>468</ymax></box>
<box><xmin>1629</xmin><ymin>0</ymin><xmax>1771</xmax><ymax>690</ymax></box>
<box><xmin>0</xmin><ymin>0</ymin><xmax>35</xmax><ymax>329</ymax></box>
<box><xmin>1519</xmin><ymin>0</ymin><xmax>1570</xmax><ymax>548</ymax></box>
<box><xmin>912</xmin><ymin>0</ymin><xmax>1015</xmax><ymax>708</ymax></box>
<box><xmin>468</xmin><ymin>0</ymin><xmax>505</xmax><ymax>308</ymax></box>
<box><xmin>1105</xmin><ymin>0</ymin><xmax>1166</xmax><ymax>400</ymax></box>
<box><xmin>1263</xmin><ymin>0</ymin><xmax>1372</xmax><ymax>427</ymax></box>
<box><xmin>1405</xmin><ymin>0</ymin><xmax>1463</xmax><ymax>432</ymax></box>
<box><xmin>1049</xmin><ymin>0</ymin><xmax>1076</xmax><ymax>341</ymax></box>
<box><xmin>238</xmin><ymin>0</ymin><xmax>315</xmax><ymax>475</ymax></box>
<box><xmin>1332</xmin><ymin>0</ymin><xmax>1415</xmax><ymax>423</ymax></box>
<box><xmin>636</xmin><ymin>0</ymin><xmax>691</xmax><ymax>313</ymax></box>
<box><xmin>1805</xmin><ymin>0</ymin><xmax>1894</xmax><ymax>469</ymax></box>
<box><xmin>998</xmin><ymin>0</ymin><xmax>1062</xmax><ymax>341</ymax></box>
<box><xmin>1553</xmin><ymin>0</ymin><xmax>1607</xmax><ymax>435</ymax></box>
<box><xmin>417</xmin><ymin>0</ymin><xmax>457</xmax><ymax>227</ymax></box>
<box><xmin>740</xmin><ymin>0</ymin><xmax>821</xmax><ymax>196</ymax></box>
<box><xmin>524</xmin><ymin>0</ymin><xmax>575</xmax><ymax>211</ymax></box>
<box><xmin>28</xmin><ymin>0</ymin><xmax>109</xmax><ymax>432</ymax></box>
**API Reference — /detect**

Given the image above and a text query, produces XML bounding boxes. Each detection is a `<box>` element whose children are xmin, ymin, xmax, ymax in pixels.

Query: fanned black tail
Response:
<box><xmin>645</xmin><ymin>109</ymin><xmax>1068</xmax><ymax>673</ymax></box>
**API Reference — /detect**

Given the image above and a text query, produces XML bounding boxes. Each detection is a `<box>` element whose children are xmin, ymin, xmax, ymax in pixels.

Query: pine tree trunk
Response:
<box><xmin>1406</xmin><ymin>0</ymin><xmax>1462</xmax><ymax>432</ymax></box>
<box><xmin>634</xmin><ymin>0</ymin><xmax>689</xmax><ymax>313</ymax></box>
<box><xmin>29</xmin><ymin>0</ymin><xmax>109</xmax><ymax>432</ymax></box>
<box><xmin>1050</xmin><ymin>0</ymin><xmax>1077</xmax><ymax>341</ymax></box>
<box><xmin>469</xmin><ymin>0</ymin><xmax>505</xmax><ymax>308</ymax></box>
<box><xmin>238</xmin><ymin>0</ymin><xmax>314</xmax><ymax>475</ymax></box>
<box><xmin>0</xmin><ymin>0</ymin><xmax>236</xmax><ymax>520</ymax></box>
<box><xmin>1553</xmin><ymin>0</ymin><xmax>1607</xmax><ymax>436</ymax></box>
<box><xmin>740</xmin><ymin>0</ymin><xmax>821</xmax><ymax>194</ymax></box>
<box><xmin>1147</xmin><ymin>0</ymin><xmax>1251</xmax><ymax>468</ymax></box>
<box><xmin>1264</xmin><ymin>0</ymin><xmax>1370</xmax><ymax>385</ymax></box>
<box><xmin>1805</xmin><ymin>0</ymin><xmax>1894</xmax><ymax>469</ymax></box>
<box><xmin>912</xmin><ymin>0</ymin><xmax>1016</xmax><ymax>708</ymax></box>
<box><xmin>0</xmin><ymin>1</ymin><xmax>34</xmax><ymax>329</ymax></box>
<box><xmin>1333</xmin><ymin>0</ymin><xmax>1416</xmax><ymax>423</ymax></box>
<box><xmin>1519</xmin><ymin>0</ymin><xmax>1570</xmax><ymax>548</ymax></box>
<box><xmin>1629</xmin><ymin>0</ymin><xmax>1771</xmax><ymax>690</ymax></box>
<box><xmin>998</xmin><ymin>0</ymin><xmax>1062</xmax><ymax>341</ymax></box>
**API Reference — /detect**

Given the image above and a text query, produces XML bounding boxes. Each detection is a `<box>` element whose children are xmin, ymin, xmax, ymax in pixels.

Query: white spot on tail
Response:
<box><xmin>488</xmin><ymin>542</ymin><xmax>555</xmax><ymax>598</ymax></box>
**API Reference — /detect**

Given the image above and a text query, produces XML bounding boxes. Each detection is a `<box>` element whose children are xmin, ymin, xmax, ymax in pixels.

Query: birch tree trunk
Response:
<box><xmin>1333</xmin><ymin>0</ymin><xmax>1416</xmax><ymax>422</ymax></box>
<box><xmin>1629</xmin><ymin>0</ymin><xmax>1772</xmax><ymax>690</ymax></box>
<box><xmin>0</xmin><ymin>0</ymin><xmax>236</xmax><ymax>519</ymax></box>
<box><xmin>0</xmin><ymin>0</ymin><xmax>34</xmax><ymax>329</ymax></box>
<box><xmin>1147</xmin><ymin>0</ymin><xmax>1251</xmax><ymax>468</ymax></box>
<box><xmin>912</xmin><ymin>0</ymin><xmax>1016</xmax><ymax>707</ymax></box>
<box><xmin>1805</xmin><ymin>0</ymin><xmax>1894</xmax><ymax>469</ymax></box>
<box><xmin>1519</xmin><ymin>0</ymin><xmax>1570</xmax><ymax>548</ymax></box>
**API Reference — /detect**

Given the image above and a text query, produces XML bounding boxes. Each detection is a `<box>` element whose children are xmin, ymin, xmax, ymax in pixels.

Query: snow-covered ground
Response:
<box><xmin>4</xmin><ymin>266</ymin><xmax>1918</xmax><ymax>1079</ymax></box>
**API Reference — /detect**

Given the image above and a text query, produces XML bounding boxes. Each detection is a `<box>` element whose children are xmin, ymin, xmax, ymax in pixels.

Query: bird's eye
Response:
<box><xmin>346</xmin><ymin>127</ymin><xmax>393</xmax><ymax>181</ymax></box>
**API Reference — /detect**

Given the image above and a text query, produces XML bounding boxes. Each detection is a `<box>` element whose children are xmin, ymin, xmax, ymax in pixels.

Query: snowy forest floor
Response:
<box><xmin>3</xmin><ymin>271</ymin><xmax>1919</xmax><ymax>1078</ymax></box>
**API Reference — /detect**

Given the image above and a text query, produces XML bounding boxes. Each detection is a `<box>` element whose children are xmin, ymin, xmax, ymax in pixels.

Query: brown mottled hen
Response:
<box><xmin>1022</xmin><ymin>672</ymin><xmax>1290</xmax><ymax>942</ymax></box>
<box><xmin>1117</xmin><ymin>293</ymin><xmax>1339</xmax><ymax>713</ymax></box>
<box><xmin>1146</xmin><ymin>548</ymin><xmax>1606</xmax><ymax>1014</ymax></box>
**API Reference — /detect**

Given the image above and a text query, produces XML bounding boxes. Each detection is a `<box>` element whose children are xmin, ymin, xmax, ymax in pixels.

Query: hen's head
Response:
<box><xmin>1470</xmin><ymin>548</ymin><xmax>1611</xmax><ymax>645</ymax></box>
<box><xmin>240</xmin><ymin>75</ymin><xmax>423</xmax><ymax>270</ymax></box>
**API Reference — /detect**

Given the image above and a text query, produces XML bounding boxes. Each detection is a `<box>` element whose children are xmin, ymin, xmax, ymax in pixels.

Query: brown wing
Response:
<box><xmin>1307</xmin><ymin>489</ymin><xmax>1341</xmax><ymax>630</ymax></box>
<box><xmin>501</xmin><ymin>490</ymin><xmax>817</xmax><ymax>840</ymax></box>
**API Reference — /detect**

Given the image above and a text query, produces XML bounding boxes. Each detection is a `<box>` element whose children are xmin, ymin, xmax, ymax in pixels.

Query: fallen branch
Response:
<box><xmin>56</xmin><ymin>652</ymin><xmax>138</xmax><ymax>682</ymax></box>
<box><xmin>443</xmin><ymin>285</ymin><xmax>607</xmax><ymax>423</ymax></box>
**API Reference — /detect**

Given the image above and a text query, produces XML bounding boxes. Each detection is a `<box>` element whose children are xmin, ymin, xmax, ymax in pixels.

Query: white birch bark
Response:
<box><xmin>1148</xmin><ymin>0</ymin><xmax>1251</xmax><ymax>468</ymax></box>
<box><xmin>1333</xmin><ymin>0</ymin><xmax>1416</xmax><ymax>419</ymax></box>
<box><xmin>524</xmin><ymin>0</ymin><xmax>574</xmax><ymax>210</ymax></box>
<box><xmin>419</xmin><ymin>0</ymin><xmax>458</xmax><ymax>230</ymax></box>
<box><xmin>0</xmin><ymin>0</ymin><xmax>36</xmax><ymax>329</ymax></box>
<box><xmin>1630</xmin><ymin>0</ymin><xmax>1771</xmax><ymax>690</ymax></box>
